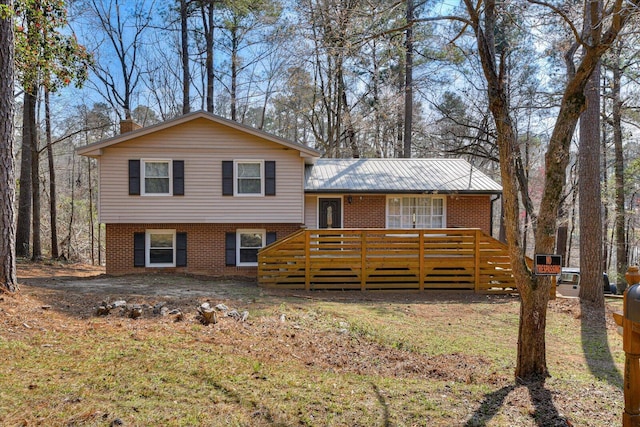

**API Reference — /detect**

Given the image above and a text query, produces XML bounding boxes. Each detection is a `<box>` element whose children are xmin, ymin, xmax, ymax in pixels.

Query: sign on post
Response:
<box><xmin>534</xmin><ymin>254</ymin><xmax>562</xmax><ymax>275</ymax></box>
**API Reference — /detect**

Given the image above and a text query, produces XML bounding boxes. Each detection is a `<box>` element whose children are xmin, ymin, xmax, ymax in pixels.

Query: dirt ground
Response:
<box><xmin>8</xmin><ymin>260</ymin><xmax>524</xmax><ymax>387</ymax></box>
<box><xmin>13</xmin><ymin>260</ymin><xmax>520</xmax><ymax>318</ymax></box>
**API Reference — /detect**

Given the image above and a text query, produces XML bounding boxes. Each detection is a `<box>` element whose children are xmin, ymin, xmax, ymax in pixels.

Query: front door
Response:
<box><xmin>319</xmin><ymin>198</ymin><xmax>342</xmax><ymax>229</ymax></box>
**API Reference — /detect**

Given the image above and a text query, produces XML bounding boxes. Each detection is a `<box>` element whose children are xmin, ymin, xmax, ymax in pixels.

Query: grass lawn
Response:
<box><xmin>0</xmin><ymin>263</ymin><xmax>626</xmax><ymax>426</ymax></box>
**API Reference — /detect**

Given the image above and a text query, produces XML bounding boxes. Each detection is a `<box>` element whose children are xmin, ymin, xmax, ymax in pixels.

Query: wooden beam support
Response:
<box><xmin>474</xmin><ymin>229</ymin><xmax>480</xmax><ymax>293</ymax></box>
<box><xmin>305</xmin><ymin>231</ymin><xmax>310</xmax><ymax>291</ymax></box>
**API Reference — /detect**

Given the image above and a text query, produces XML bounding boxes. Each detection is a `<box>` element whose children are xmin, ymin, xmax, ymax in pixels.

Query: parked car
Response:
<box><xmin>556</xmin><ymin>267</ymin><xmax>617</xmax><ymax>297</ymax></box>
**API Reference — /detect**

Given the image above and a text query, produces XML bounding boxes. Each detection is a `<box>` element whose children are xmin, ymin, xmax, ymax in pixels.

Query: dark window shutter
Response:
<box><xmin>225</xmin><ymin>232</ymin><xmax>236</xmax><ymax>266</ymax></box>
<box><xmin>173</xmin><ymin>160</ymin><xmax>184</xmax><ymax>196</ymax></box>
<box><xmin>266</xmin><ymin>231</ymin><xmax>277</xmax><ymax>245</ymax></box>
<box><xmin>222</xmin><ymin>161</ymin><xmax>234</xmax><ymax>195</ymax></box>
<box><xmin>129</xmin><ymin>160</ymin><xmax>140</xmax><ymax>195</ymax></box>
<box><xmin>265</xmin><ymin>161</ymin><xmax>276</xmax><ymax>196</ymax></box>
<box><xmin>176</xmin><ymin>232</ymin><xmax>187</xmax><ymax>266</ymax></box>
<box><xmin>134</xmin><ymin>233</ymin><xmax>145</xmax><ymax>267</ymax></box>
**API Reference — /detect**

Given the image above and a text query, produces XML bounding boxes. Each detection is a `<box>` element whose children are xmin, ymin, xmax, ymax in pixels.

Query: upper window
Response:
<box><xmin>237</xmin><ymin>229</ymin><xmax>266</xmax><ymax>266</ymax></box>
<box><xmin>387</xmin><ymin>196</ymin><xmax>445</xmax><ymax>228</ymax></box>
<box><xmin>236</xmin><ymin>161</ymin><xmax>263</xmax><ymax>196</ymax></box>
<box><xmin>146</xmin><ymin>229</ymin><xmax>176</xmax><ymax>267</ymax></box>
<box><xmin>143</xmin><ymin>160</ymin><xmax>172</xmax><ymax>195</ymax></box>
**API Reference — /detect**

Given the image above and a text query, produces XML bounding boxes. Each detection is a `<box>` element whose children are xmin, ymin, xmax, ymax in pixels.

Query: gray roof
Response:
<box><xmin>304</xmin><ymin>158</ymin><xmax>502</xmax><ymax>194</ymax></box>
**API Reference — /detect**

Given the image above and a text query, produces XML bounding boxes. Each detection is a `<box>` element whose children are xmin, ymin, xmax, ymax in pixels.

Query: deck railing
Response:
<box><xmin>257</xmin><ymin>228</ymin><xmax>518</xmax><ymax>293</ymax></box>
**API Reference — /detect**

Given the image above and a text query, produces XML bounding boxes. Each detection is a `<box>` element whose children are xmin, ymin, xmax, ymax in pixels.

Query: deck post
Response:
<box><xmin>305</xmin><ymin>230</ymin><xmax>311</xmax><ymax>291</ymax></box>
<box><xmin>419</xmin><ymin>231</ymin><xmax>425</xmax><ymax>291</ymax></box>
<box><xmin>474</xmin><ymin>229</ymin><xmax>481</xmax><ymax>293</ymax></box>
<box><xmin>361</xmin><ymin>230</ymin><xmax>367</xmax><ymax>291</ymax></box>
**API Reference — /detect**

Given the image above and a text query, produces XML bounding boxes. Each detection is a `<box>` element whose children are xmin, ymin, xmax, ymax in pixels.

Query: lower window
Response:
<box><xmin>237</xmin><ymin>229</ymin><xmax>265</xmax><ymax>266</ymax></box>
<box><xmin>146</xmin><ymin>230</ymin><xmax>176</xmax><ymax>267</ymax></box>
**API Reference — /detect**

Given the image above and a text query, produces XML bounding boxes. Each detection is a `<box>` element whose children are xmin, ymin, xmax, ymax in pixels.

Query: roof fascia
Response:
<box><xmin>304</xmin><ymin>190</ymin><xmax>503</xmax><ymax>195</ymax></box>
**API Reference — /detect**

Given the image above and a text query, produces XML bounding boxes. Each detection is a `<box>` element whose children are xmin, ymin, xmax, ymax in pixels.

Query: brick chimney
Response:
<box><xmin>119</xmin><ymin>119</ymin><xmax>142</xmax><ymax>134</ymax></box>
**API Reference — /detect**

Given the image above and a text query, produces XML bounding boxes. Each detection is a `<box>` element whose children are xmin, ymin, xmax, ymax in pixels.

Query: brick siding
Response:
<box><xmin>107</xmin><ymin>195</ymin><xmax>493</xmax><ymax>276</ymax></box>
<box><xmin>106</xmin><ymin>223</ymin><xmax>301</xmax><ymax>276</ymax></box>
<box><xmin>343</xmin><ymin>195</ymin><xmax>387</xmax><ymax>228</ymax></box>
<box><xmin>342</xmin><ymin>194</ymin><xmax>493</xmax><ymax>235</ymax></box>
<box><xmin>446</xmin><ymin>195</ymin><xmax>493</xmax><ymax>234</ymax></box>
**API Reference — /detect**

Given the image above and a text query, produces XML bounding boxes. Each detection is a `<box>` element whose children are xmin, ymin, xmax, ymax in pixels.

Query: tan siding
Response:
<box><xmin>304</xmin><ymin>195</ymin><xmax>317</xmax><ymax>228</ymax></box>
<box><xmin>98</xmin><ymin>118</ymin><xmax>306</xmax><ymax>224</ymax></box>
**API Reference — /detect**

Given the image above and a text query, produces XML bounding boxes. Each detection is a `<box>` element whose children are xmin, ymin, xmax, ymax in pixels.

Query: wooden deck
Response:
<box><xmin>257</xmin><ymin>228</ymin><xmax>519</xmax><ymax>293</ymax></box>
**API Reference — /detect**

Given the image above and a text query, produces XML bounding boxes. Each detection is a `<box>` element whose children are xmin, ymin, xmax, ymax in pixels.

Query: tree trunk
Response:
<box><xmin>201</xmin><ymin>2</ymin><xmax>215</xmax><ymax>113</ymax></box>
<box><xmin>31</xmin><ymin>94</ymin><xmax>42</xmax><ymax>261</ymax></box>
<box><xmin>181</xmin><ymin>0</ymin><xmax>191</xmax><ymax>115</ymax></box>
<box><xmin>578</xmin><ymin>61</ymin><xmax>604</xmax><ymax>306</ymax></box>
<box><xmin>0</xmin><ymin>0</ymin><xmax>18</xmax><ymax>292</ymax></box>
<box><xmin>231</xmin><ymin>25</ymin><xmax>238</xmax><ymax>121</ymax></box>
<box><xmin>403</xmin><ymin>0</ymin><xmax>413</xmax><ymax>158</ymax></box>
<box><xmin>396</xmin><ymin>60</ymin><xmax>404</xmax><ymax>158</ymax></box>
<box><xmin>88</xmin><ymin>157</ymin><xmax>95</xmax><ymax>265</ymax></box>
<box><xmin>45</xmin><ymin>90</ymin><xmax>58</xmax><ymax>259</ymax></box>
<box><xmin>601</xmin><ymin>89</ymin><xmax>609</xmax><ymax>273</ymax></box>
<box><xmin>16</xmin><ymin>91</ymin><xmax>36</xmax><ymax>258</ymax></box>
<box><xmin>467</xmin><ymin>0</ymin><xmax>609</xmax><ymax>379</ymax></box>
<box><xmin>65</xmin><ymin>153</ymin><xmax>76</xmax><ymax>260</ymax></box>
<box><xmin>516</xmin><ymin>284</ymin><xmax>551</xmax><ymax>379</ymax></box>
<box><xmin>557</xmin><ymin>224</ymin><xmax>568</xmax><ymax>264</ymax></box>
<box><xmin>611</xmin><ymin>45</ymin><xmax>627</xmax><ymax>282</ymax></box>
<box><xmin>471</xmin><ymin>0</ymin><xmax>552</xmax><ymax>379</ymax></box>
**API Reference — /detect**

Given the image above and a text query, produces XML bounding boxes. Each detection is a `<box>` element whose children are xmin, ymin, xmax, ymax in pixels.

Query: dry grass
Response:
<box><xmin>0</xmin><ymin>262</ymin><xmax>626</xmax><ymax>426</ymax></box>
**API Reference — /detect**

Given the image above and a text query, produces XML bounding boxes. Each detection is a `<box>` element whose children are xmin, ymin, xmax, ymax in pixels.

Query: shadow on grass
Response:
<box><xmin>464</xmin><ymin>384</ymin><xmax>515</xmax><ymax>426</ymax></box>
<box><xmin>580</xmin><ymin>300</ymin><xmax>623</xmax><ymax>388</ymax></box>
<box><xmin>464</xmin><ymin>381</ymin><xmax>568</xmax><ymax>426</ymax></box>
<box><xmin>371</xmin><ymin>383</ymin><xmax>391</xmax><ymax>427</ymax></box>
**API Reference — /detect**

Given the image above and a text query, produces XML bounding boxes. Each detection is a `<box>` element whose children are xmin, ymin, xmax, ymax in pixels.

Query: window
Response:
<box><xmin>129</xmin><ymin>160</ymin><xmax>184</xmax><ymax>196</ymax></box>
<box><xmin>222</xmin><ymin>160</ymin><xmax>275</xmax><ymax>196</ymax></box>
<box><xmin>134</xmin><ymin>231</ymin><xmax>186</xmax><ymax>268</ymax></box>
<box><xmin>146</xmin><ymin>230</ymin><xmax>176</xmax><ymax>267</ymax></box>
<box><xmin>236</xmin><ymin>161</ymin><xmax>263</xmax><ymax>195</ymax></box>
<box><xmin>237</xmin><ymin>229</ymin><xmax>266</xmax><ymax>266</ymax></box>
<box><xmin>143</xmin><ymin>160</ymin><xmax>172</xmax><ymax>195</ymax></box>
<box><xmin>387</xmin><ymin>196</ymin><xmax>445</xmax><ymax>228</ymax></box>
<box><xmin>226</xmin><ymin>231</ymin><xmax>276</xmax><ymax>266</ymax></box>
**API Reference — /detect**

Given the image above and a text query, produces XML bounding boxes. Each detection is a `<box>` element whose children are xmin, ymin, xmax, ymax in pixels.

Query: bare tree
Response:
<box><xmin>199</xmin><ymin>0</ymin><xmax>217</xmax><ymax>113</ymax></box>
<box><xmin>82</xmin><ymin>0</ymin><xmax>155</xmax><ymax>119</ymax></box>
<box><xmin>0</xmin><ymin>0</ymin><xmax>18</xmax><ymax>292</ymax></box>
<box><xmin>449</xmin><ymin>0</ymin><xmax>639</xmax><ymax>379</ymax></box>
<box><xmin>16</xmin><ymin>91</ymin><xmax>35</xmax><ymax>257</ymax></box>
<box><xmin>44</xmin><ymin>89</ymin><xmax>58</xmax><ymax>259</ymax></box>
<box><xmin>181</xmin><ymin>0</ymin><xmax>191</xmax><ymax>114</ymax></box>
<box><xmin>14</xmin><ymin>0</ymin><xmax>91</xmax><ymax>260</ymax></box>
<box><xmin>403</xmin><ymin>0</ymin><xmax>414</xmax><ymax>158</ymax></box>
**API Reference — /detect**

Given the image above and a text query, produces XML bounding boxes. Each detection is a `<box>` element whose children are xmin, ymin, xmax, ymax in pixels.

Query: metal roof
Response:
<box><xmin>304</xmin><ymin>158</ymin><xmax>502</xmax><ymax>194</ymax></box>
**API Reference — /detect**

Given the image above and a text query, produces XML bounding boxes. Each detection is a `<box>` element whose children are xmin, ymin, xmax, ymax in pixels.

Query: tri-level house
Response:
<box><xmin>78</xmin><ymin>111</ymin><xmax>513</xmax><ymax>292</ymax></box>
